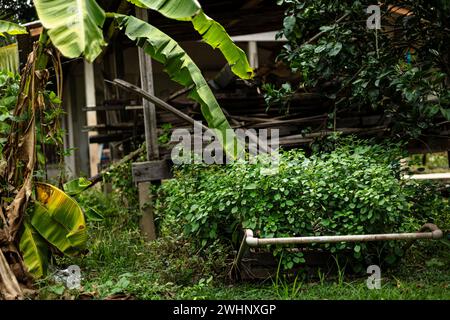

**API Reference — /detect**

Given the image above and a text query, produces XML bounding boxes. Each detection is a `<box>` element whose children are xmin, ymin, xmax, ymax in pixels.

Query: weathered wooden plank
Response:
<box><xmin>138</xmin><ymin>182</ymin><xmax>156</xmax><ymax>241</ymax></box>
<box><xmin>135</xmin><ymin>8</ymin><xmax>160</xmax><ymax>241</ymax></box>
<box><xmin>136</xmin><ymin>8</ymin><xmax>159</xmax><ymax>161</ymax></box>
<box><xmin>82</xmin><ymin>105</ymin><xmax>142</xmax><ymax>111</ymax></box>
<box><xmin>132</xmin><ymin>160</ymin><xmax>172</xmax><ymax>183</ymax></box>
<box><xmin>113</xmin><ymin>79</ymin><xmax>209</xmax><ymax>131</ymax></box>
<box><xmin>112</xmin><ymin>79</ymin><xmax>273</xmax><ymax>154</ymax></box>
<box><xmin>84</xmin><ymin>61</ymin><xmax>100</xmax><ymax>176</ymax></box>
<box><xmin>89</xmin><ymin>133</ymin><xmax>132</xmax><ymax>144</ymax></box>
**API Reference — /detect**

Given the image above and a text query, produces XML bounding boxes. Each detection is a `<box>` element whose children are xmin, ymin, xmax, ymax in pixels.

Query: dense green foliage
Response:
<box><xmin>0</xmin><ymin>71</ymin><xmax>19</xmax><ymax>153</ymax></box>
<box><xmin>102</xmin><ymin>160</ymin><xmax>139</xmax><ymax>210</ymax></box>
<box><xmin>0</xmin><ymin>71</ymin><xmax>65</xmax><ymax>176</ymax></box>
<box><xmin>156</xmin><ymin>139</ymin><xmax>449</xmax><ymax>270</ymax></box>
<box><xmin>267</xmin><ymin>0</ymin><xmax>450</xmax><ymax>137</ymax></box>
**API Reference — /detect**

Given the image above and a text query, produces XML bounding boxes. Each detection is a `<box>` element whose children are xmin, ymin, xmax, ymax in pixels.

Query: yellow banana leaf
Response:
<box><xmin>32</xmin><ymin>183</ymin><xmax>87</xmax><ymax>255</ymax></box>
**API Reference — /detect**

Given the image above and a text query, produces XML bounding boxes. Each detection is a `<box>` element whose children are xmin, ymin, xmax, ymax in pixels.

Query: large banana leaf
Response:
<box><xmin>0</xmin><ymin>20</ymin><xmax>28</xmax><ymax>37</ymax></box>
<box><xmin>31</xmin><ymin>183</ymin><xmax>87</xmax><ymax>255</ymax></box>
<box><xmin>0</xmin><ymin>44</ymin><xmax>20</xmax><ymax>73</ymax></box>
<box><xmin>19</xmin><ymin>221</ymin><xmax>49</xmax><ymax>278</ymax></box>
<box><xmin>127</xmin><ymin>0</ymin><xmax>200</xmax><ymax>21</ymax></box>
<box><xmin>33</xmin><ymin>0</ymin><xmax>106</xmax><ymax>62</ymax></box>
<box><xmin>116</xmin><ymin>15</ymin><xmax>241</xmax><ymax>158</ymax></box>
<box><xmin>192</xmin><ymin>11</ymin><xmax>253</xmax><ymax>79</ymax></box>
<box><xmin>125</xmin><ymin>0</ymin><xmax>253</xmax><ymax>79</ymax></box>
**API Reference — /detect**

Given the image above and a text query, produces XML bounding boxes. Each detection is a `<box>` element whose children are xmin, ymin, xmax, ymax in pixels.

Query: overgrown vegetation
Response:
<box><xmin>156</xmin><ymin>138</ymin><xmax>449</xmax><ymax>271</ymax></box>
<box><xmin>1</xmin><ymin>0</ymin><xmax>253</xmax><ymax>300</ymax></box>
<box><xmin>13</xmin><ymin>126</ymin><xmax>443</xmax><ymax>301</ymax></box>
<box><xmin>0</xmin><ymin>71</ymin><xmax>19</xmax><ymax>153</ymax></box>
<box><xmin>35</xmin><ymin>185</ymin><xmax>449</xmax><ymax>300</ymax></box>
<box><xmin>2</xmin><ymin>0</ymin><xmax>449</xmax><ymax>301</ymax></box>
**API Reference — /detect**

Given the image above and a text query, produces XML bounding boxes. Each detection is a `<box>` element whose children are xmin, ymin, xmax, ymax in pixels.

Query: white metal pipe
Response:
<box><xmin>404</xmin><ymin>173</ymin><xmax>450</xmax><ymax>180</ymax></box>
<box><xmin>245</xmin><ymin>225</ymin><xmax>443</xmax><ymax>247</ymax></box>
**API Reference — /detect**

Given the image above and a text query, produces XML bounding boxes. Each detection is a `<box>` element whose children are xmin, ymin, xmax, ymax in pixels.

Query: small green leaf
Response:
<box><xmin>84</xmin><ymin>206</ymin><xmax>104</xmax><ymax>222</ymax></box>
<box><xmin>48</xmin><ymin>284</ymin><xmax>66</xmax><ymax>295</ymax></box>
<box><xmin>63</xmin><ymin>177</ymin><xmax>92</xmax><ymax>196</ymax></box>
<box><xmin>244</xmin><ymin>183</ymin><xmax>257</xmax><ymax>190</ymax></box>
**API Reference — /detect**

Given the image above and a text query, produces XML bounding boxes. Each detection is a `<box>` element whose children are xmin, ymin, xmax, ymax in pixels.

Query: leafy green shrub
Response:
<box><xmin>269</xmin><ymin>0</ymin><xmax>450</xmax><ymax>138</ymax></box>
<box><xmin>156</xmin><ymin>140</ymin><xmax>448</xmax><ymax>271</ymax></box>
<box><xmin>102</xmin><ymin>160</ymin><xmax>140</xmax><ymax>210</ymax></box>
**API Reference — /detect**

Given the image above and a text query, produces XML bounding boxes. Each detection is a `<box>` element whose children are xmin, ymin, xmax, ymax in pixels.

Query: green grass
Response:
<box><xmin>36</xmin><ymin>188</ymin><xmax>450</xmax><ymax>300</ymax></box>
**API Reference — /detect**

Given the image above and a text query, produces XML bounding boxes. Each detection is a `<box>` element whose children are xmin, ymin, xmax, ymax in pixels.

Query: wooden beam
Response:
<box><xmin>88</xmin><ymin>133</ymin><xmax>133</xmax><ymax>144</ymax></box>
<box><xmin>84</xmin><ymin>61</ymin><xmax>100</xmax><ymax>176</ymax></box>
<box><xmin>136</xmin><ymin>8</ymin><xmax>159</xmax><ymax>241</ymax></box>
<box><xmin>136</xmin><ymin>8</ymin><xmax>159</xmax><ymax>161</ymax></box>
<box><xmin>248</xmin><ymin>41</ymin><xmax>259</xmax><ymax>69</ymax></box>
<box><xmin>112</xmin><ymin>79</ymin><xmax>209</xmax><ymax>130</ymax></box>
<box><xmin>111</xmin><ymin>79</ymin><xmax>273</xmax><ymax>154</ymax></box>
<box><xmin>138</xmin><ymin>182</ymin><xmax>156</xmax><ymax>241</ymax></box>
<box><xmin>132</xmin><ymin>160</ymin><xmax>172</xmax><ymax>183</ymax></box>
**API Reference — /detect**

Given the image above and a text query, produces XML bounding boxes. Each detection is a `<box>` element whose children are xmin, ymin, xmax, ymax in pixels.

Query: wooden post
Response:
<box><xmin>136</xmin><ymin>9</ymin><xmax>159</xmax><ymax>161</ymax></box>
<box><xmin>138</xmin><ymin>182</ymin><xmax>156</xmax><ymax>240</ymax></box>
<box><xmin>84</xmin><ymin>61</ymin><xmax>100</xmax><ymax>176</ymax></box>
<box><xmin>136</xmin><ymin>7</ymin><xmax>158</xmax><ymax>241</ymax></box>
<box><xmin>248</xmin><ymin>41</ymin><xmax>259</xmax><ymax>69</ymax></box>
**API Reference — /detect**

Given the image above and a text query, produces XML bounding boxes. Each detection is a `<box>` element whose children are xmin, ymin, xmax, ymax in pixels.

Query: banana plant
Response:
<box><xmin>33</xmin><ymin>0</ymin><xmax>253</xmax><ymax>158</ymax></box>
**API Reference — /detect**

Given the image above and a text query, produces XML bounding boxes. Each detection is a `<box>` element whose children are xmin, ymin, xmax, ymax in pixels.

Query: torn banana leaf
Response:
<box><xmin>125</xmin><ymin>0</ymin><xmax>253</xmax><ymax>79</ymax></box>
